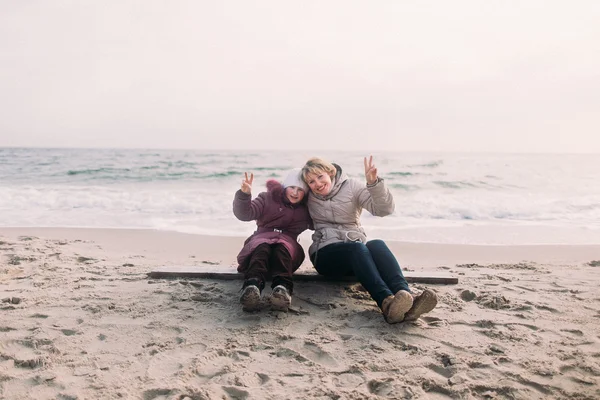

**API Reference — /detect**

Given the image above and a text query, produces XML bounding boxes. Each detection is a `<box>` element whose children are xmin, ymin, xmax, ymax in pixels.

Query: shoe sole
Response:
<box><xmin>385</xmin><ymin>291</ymin><xmax>414</xmax><ymax>324</ymax></box>
<box><xmin>270</xmin><ymin>291</ymin><xmax>291</xmax><ymax>312</ymax></box>
<box><xmin>240</xmin><ymin>286</ymin><xmax>261</xmax><ymax>312</ymax></box>
<box><xmin>404</xmin><ymin>290</ymin><xmax>438</xmax><ymax>321</ymax></box>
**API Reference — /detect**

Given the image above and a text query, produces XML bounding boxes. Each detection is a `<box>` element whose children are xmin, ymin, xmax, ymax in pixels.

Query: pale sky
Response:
<box><xmin>1</xmin><ymin>1</ymin><xmax>599</xmax><ymax>153</ymax></box>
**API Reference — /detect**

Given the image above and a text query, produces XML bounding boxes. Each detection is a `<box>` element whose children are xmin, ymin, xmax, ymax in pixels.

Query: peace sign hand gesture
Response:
<box><xmin>364</xmin><ymin>155</ymin><xmax>378</xmax><ymax>185</ymax></box>
<box><xmin>241</xmin><ymin>172</ymin><xmax>254</xmax><ymax>194</ymax></box>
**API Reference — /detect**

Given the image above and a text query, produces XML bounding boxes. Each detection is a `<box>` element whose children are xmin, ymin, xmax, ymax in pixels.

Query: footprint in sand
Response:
<box><xmin>505</xmin><ymin>322</ymin><xmax>540</xmax><ymax>331</ymax></box>
<box><xmin>561</xmin><ymin>329</ymin><xmax>584</xmax><ymax>337</ymax></box>
<box><xmin>420</xmin><ymin>316</ymin><xmax>447</xmax><ymax>327</ymax></box>
<box><xmin>146</xmin><ymin>343</ymin><xmax>207</xmax><ymax>381</ymax></box>
<box><xmin>141</xmin><ymin>388</ymin><xmax>174</xmax><ymax>400</ymax></box>
<box><xmin>191</xmin><ymin>349</ymin><xmax>241</xmax><ymax>383</ymax></box>
<box><xmin>29</xmin><ymin>313</ymin><xmax>49</xmax><ymax>319</ymax></box>
<box><xmin>475</xmin><ymin>293</ymin><xmax>511</xmax><ymax>310</ymax></box>
<box><xmin>333</xmin><ymin>372</ymin><xmax>365</xmax><ymax>389</ymax></box>
<box><xmin>560</xmin><ymin>362</ymin><xmax>598</xmax><ymax>385</ymax></box>
<box><xmin>272</xmin><ymin>347</ymin><xmax>311</xmax><ymax>364</ymax></box>
<box><xmin>187</xmin><ymin>350</ymin><xmax>269</xmax><ymax>390</ymax></box>
<box><xmin>222</xmin><ymin>386</ymin><xmax>250</xmax><ymax>399</ymax></box>
<box><xmin>0</xmin><ymin>338</ymin><xmax>57</xmax><ymax>369</ymax></box>
<box><xmin>368</xmin><ymin>378</ymin><xmax>402</xmax><ymax>397</ymax></box>
<box><xmin>302</xmin><ymin>340</ymin><xmax>338</xmax><ymax>367</ymax></box>
<box><xmin>533</xmin><ymin>303</ymin><xmax>560</xmax><ymax>313</ymax></box>
<box><xmin>427</xmin><ymin>363</ymin><xmax>455</xmax><ymax>378</ymax></box>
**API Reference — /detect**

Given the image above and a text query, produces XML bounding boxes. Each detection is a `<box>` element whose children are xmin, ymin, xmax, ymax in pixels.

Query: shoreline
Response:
<box><xmin>3</xmin><ymin>223</ymin><xmax>600</xmax><ymax>247</ymax></box>
<box><xmin>2</xmin><ymin>227</ymin><xmax>599</xmax><ymax>268</ymax></box>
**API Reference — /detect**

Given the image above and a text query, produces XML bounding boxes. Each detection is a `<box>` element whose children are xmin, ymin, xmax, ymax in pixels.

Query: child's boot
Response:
<box><xmin>270</xmin><ymin>285</ymin><xmax>292</xmax><ymax>312</ymax></box>
<box><xmin>240</xmin><ymin>278</ymin><xmax>263</xmax><ymax>312</ymax></box>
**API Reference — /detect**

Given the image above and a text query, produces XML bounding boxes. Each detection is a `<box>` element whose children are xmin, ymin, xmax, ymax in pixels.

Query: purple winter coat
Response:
<box><xmin>233</xmin><ymin>180</ymin><xmax>313</xmax><ymax>273</ymax></box>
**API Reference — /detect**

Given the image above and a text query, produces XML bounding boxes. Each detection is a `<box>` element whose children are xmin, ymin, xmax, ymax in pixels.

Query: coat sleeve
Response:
<box><xmin>233</xmin><ymin>190</ymin><xmax>266</xmax><ymax>221</ymax></box>
<box><xmin>354</xmin><ymin>178</ymin><xmax>395</xmax><ymax>217</ymax></box>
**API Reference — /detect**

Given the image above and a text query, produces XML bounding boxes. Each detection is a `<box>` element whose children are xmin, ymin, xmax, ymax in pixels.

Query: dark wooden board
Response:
<box><xmin>149</xmin><ymin>266</ymin><xmax>458</xmax><ymax>285</ymax></box>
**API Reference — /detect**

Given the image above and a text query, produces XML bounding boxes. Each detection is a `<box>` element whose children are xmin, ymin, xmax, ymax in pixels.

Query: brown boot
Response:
<box><xmin>270</xmin><ymin>285</ymin><xmax>291</xmax><ymax>312</ymax></box>
<box><xmin>381</xmin><ymin>291</ymin><xmax>413</xmax><ymax>324</ymax></box>
<box><xmin>240</xmin><ymin>285</ymin><xmax>261</xmax><ymax>312</ymax></box>
<box><xmin>404</xmin><ymin>289</ymin><xmax>438</xmax><ymax>321</ymax></box>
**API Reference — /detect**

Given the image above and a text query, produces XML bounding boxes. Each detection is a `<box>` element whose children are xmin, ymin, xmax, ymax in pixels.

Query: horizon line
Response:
<box><xmin>0</xmin><ymin>145</ymin><xmax>599</xmax><ymax>156</ymax></box>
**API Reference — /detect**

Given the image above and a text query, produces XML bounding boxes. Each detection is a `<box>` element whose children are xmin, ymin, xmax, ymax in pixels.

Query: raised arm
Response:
<box><xmin>233</xmin><ymin>172</ymin><xmax>266</xmax><ymax>221</ymax></box>
<box><xmin>356</xmin><ymin>156</ymin><xmax>395</xmax><ymax>216</ymax></box>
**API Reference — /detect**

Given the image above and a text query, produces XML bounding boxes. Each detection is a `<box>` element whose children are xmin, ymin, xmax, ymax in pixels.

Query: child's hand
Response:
<box><xmin>241</xmin><ymin>172</ymin><xmax>254</xmax><ymax>194</ymax></box>
<box><xmin>364</xmin><ymin>155</ymin><xmax>378</xmax><ymax>185</ymax></box>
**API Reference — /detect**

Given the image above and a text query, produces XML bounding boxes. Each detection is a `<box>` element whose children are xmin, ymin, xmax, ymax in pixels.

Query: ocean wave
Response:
<box><xmin>253</xmin><ymin>167</ymin><xmax>291</xmax><ymax>171</ymax></box>
<box><xmin>433</xmin><ymin>180</ymin><xmax>478</xmax><ymax>189</ymax></box>
<box><xmin>67</xmin><ymin>168</ymin><xmax>132</xmax><ymax>176</ymax></box>
<box><xmin>389</xmin><ymin>171</ymin><xmax>417</xmax><ymax>177</ymax></box>
<box><xmin>390</xmin><ymin>183</ymin><xmax>421</xmax><ymax>191</ymax></box>
<box><xmin>408</xmin><ymin>160</ymin><xmax>443</xmax><ymax>168</ymax></box>
<box><xmin>157</xmin><ymin>161</ymin><xmax>199</xmax><ymax>168</ymax></box>
<box><xmin>202</xmin><ymin>171</ymin><xmax>244</xmax><ymax>179</ymax></box>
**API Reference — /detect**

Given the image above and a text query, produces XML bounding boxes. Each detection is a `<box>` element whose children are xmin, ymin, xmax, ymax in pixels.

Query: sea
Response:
<box><xmin>1</xmin><ymin>147</ymin><xmax>599</xmax><ymax>245</ymax></box>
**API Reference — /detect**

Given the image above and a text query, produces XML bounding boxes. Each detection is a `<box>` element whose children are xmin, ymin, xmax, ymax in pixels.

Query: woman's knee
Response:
<box><xmin>366</xmin><ymin>239</ymin><xmax>389</xmax><ymax>251</ymax></box>
<box><xmin>348</xmin><ymin>242</ymin><xmax>370</xmax><ymax>257</ymax></box>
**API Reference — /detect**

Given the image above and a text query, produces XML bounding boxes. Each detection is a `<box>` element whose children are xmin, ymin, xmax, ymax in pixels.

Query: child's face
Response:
<box><xmin>285</xmin><ymin>186</ymin><xmax>306</xmax><ymax>204</ymax></box>
<box><xmin>305</xmin><ymin>170</ymin><xmax>332</xmax><ymax>196</ymax></box>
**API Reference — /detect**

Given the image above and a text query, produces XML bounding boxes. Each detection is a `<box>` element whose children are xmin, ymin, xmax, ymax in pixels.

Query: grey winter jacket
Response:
<box><xmin>307</xmin><ymin>164</ymin><xmax>395</xmax><ymax>256</ymax></box>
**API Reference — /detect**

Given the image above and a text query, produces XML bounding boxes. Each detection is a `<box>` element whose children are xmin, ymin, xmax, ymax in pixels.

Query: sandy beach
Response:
<box><xmin>1</xmin><ymin>228</ymin><xmax>599</xmax><ymax>399</ymax></box>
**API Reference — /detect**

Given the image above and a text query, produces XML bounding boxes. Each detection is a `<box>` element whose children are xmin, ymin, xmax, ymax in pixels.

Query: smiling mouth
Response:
<box><xmin>289</xmin><ymin>193</ymin><xmax>301</xmax><ymax>201</ymax></box>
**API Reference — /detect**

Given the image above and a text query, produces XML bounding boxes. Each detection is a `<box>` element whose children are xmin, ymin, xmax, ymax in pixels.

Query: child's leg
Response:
<box><xmin>244</xmin><ymin>243</ymin><xmax>272</xmax><ymax>291</ymax></box>
<box><xmin>240</xmin><ymin>243</ymin><xmax>272</xmax><ymax>311</ymax></box>
<box><xmin>269</xmin><ymin>244</ymin><xmax>294</xmax><ymax>293</ymax></box>
<box><xmin>269</xmin><ymin>244</ymin><xmax>293</xmax><ymax>311</ymax></box>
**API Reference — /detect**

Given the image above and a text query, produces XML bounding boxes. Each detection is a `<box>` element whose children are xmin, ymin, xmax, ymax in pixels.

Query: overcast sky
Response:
<box><xmin>1</xmin><ymin>1</ymin><xmax>599</xmax><ymax>153</ymax></box>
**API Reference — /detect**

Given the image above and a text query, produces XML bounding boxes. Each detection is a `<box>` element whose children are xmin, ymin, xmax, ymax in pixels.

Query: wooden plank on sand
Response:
<box><xmin>149</xmin><ymin>266</ymin><xmax>458</xmax><ymax>285</ymax></box>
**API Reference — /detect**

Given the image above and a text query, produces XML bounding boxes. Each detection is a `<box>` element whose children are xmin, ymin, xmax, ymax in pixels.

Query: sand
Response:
<box><xmin>1</xmin><ymin>228</ymin><xmax>599</xmax><ymax>399</ymax></box>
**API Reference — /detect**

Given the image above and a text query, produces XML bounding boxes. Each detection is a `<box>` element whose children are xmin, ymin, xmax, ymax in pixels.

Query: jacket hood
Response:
<box><xmin>266</xmin><ymin>179</ymin><xmax>284</xmax><ymax>202</ymax></box>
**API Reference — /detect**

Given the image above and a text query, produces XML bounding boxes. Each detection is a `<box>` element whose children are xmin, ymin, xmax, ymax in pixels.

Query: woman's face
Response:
<box><xmin>305</xmin><ymin>170</ymin><xmax>333</xmax><ymax>196</ymax></box>
<box><xmin>285</xmin><ymin>186</ymin><xmax>306</xmax><ymax>204</ymax></box>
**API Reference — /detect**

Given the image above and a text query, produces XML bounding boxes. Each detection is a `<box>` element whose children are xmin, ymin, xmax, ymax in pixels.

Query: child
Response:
<box><xmin>233</xmin><ymin>168</ymin><xmax>312</xmax><ymax>312</ymax></box>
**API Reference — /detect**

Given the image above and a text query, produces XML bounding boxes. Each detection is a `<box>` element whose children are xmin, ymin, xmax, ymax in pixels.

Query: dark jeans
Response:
<box><xmin>245</xmin><ymin>243</ymin><xmax>294</xmax><ymax>293</ymax></box>
<box><xmin>309</xmin><ymin>239</ymin><xmax>410</xmax><ymax>308</ymax></box>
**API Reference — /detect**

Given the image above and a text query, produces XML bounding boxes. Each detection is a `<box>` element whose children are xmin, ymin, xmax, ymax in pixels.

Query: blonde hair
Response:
<box><xmin>301</xmin><ymin>157</ymin><xmax>337</xmax><ymax>183</ymax></box>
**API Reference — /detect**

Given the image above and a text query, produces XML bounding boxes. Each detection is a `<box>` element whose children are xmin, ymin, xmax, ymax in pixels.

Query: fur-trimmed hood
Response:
<box><xmin>266</xmin><ymin>179</ymin><xmax>284</xmax><ymax>202</ymax></box>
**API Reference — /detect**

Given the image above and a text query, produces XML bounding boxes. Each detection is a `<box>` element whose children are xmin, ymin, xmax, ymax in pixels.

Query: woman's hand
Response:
<box><xmin>241</xmin><ymin>172</ymin><xmax>254</xmax><ymax>194</ymax></box>
<box><xmin>364</xmin><ymin>156</ymin><xmax>378</xmax><ymax>185</ymax></box>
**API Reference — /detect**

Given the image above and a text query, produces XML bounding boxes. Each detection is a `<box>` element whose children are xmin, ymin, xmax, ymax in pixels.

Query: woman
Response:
<box><xmin>301</xmin><ymin>156</ymin><xmax>437</xmax><ymax>323</ymax></box>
